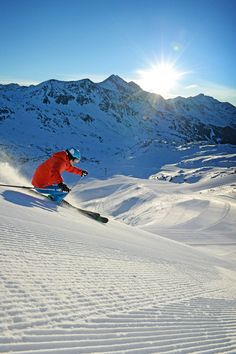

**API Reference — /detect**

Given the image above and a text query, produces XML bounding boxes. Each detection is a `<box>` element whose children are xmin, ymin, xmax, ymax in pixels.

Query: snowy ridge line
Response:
<box><xmin>1</xmin><ymin>76</ymin><xmax>236</xmax><ymax>172</ymax></box>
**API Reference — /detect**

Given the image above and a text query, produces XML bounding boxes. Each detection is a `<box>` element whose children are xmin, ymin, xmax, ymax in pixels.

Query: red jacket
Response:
<box><xmin>32</xmin><ymin>151</ymin><xmax>83</xmax><ymax>188</ymax></box>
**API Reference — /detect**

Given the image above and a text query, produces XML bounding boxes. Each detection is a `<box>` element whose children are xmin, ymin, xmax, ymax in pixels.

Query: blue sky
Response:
<box><xmin>0</xmin><ymin>0</ymin><xmax>236</xmax><ymax>105</ymax></box>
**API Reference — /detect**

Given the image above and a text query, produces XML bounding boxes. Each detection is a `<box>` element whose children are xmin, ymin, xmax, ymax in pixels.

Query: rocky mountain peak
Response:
<box><xmin>0</xmin><ymin>74</ymin><xmax>236</xmax><ymax>167</ymax></box>
<box><xmin>98</xmin><ymin>74</ymin><xmax>139</xmax><ymax>94</ymax></box>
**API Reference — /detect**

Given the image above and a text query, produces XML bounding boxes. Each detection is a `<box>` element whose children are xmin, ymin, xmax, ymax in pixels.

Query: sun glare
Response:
<box><xmin>137</xmin><ymin>62</ymin><xmax>184</xmax><ymax>97</ymax></box>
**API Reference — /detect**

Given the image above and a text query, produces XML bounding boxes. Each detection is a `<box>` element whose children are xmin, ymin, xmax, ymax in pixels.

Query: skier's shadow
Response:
<box><xmin>1</xmin><ymin>190</ymin><xmax>57</xmax><ymax>212</ymax></box>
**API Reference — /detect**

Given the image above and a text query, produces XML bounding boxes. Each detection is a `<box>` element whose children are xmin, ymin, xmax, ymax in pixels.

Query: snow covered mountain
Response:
<box><xmin>0</xmin><ymin>74</ymin><xmax>236</xmax><ymax>178</ymax></box>
<box><xmin>1</xmin><ymin>75</ymin><xmax>236</xmax><ymax>353</ymax></box>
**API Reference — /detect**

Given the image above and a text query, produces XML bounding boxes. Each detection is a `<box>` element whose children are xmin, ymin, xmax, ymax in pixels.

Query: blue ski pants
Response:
<box><xmin>35</xmin><ymin>185</ymin><xmax>68</xmax><ymax>203</ymax></box>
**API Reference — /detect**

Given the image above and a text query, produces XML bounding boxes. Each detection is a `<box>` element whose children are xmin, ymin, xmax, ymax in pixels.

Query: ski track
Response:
<box><xmin>151</xmin><ymin>198</ymin><xmax>236</xmax><ymax>247</ymax></box>
<box><xmin>1</xmin><ymin>209</ymin><xmax>236</xmax><ymax>354</ymax></box>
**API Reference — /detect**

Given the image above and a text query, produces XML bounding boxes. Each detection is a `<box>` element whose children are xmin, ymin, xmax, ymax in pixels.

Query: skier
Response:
<box><xmin>32</xmin><ymin>147</ymin><xmax>88</xmax><ymax>202</ymax></box>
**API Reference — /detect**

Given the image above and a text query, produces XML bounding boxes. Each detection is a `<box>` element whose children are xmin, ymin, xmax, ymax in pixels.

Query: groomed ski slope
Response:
<box><xmin>0</xmin><ymin>173</ymin><xmax>236</xmax><ymax>353</ymax></box>
<box><xmin>76</xmin><ymin>173</ymin><xmax>236</xmax><ymax>260</ymax></box>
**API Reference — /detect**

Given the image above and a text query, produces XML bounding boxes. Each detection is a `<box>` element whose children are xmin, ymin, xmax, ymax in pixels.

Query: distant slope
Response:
<box><xmin>69</xmin><ymin>144</ymin><xmax>236</xmax><ymax>259</ymax></box>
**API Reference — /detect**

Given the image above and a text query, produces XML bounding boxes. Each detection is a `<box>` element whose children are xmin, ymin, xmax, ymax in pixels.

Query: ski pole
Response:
<box><xmin>0</xmin><ymin>183</ymin><xmax>34</xmax><ymax>189</ymax></box>
<box><xmin>0</xmin><ymin>183</ymin><xmax>73</xmax><ymax>192</ymax></box>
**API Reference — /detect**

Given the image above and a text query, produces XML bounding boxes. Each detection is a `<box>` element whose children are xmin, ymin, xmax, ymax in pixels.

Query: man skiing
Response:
<box><xmin>32</xmin><ymin>147</ymin><xmax>88</xmax><ymax>202</ymax></box>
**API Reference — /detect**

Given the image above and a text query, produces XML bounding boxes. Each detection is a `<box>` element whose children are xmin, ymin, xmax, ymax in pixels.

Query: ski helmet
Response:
<box><xmin>67</xmin><ymin>147</ymin><xmax>81</xmax><ymax>162</ymax></box>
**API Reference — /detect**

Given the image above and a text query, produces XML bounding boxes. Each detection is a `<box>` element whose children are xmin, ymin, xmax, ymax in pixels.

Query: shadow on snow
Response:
<box><xmin>1</xmin><ymin>190</ymin><xmax>57</xmax><ymax>212</ymax></box>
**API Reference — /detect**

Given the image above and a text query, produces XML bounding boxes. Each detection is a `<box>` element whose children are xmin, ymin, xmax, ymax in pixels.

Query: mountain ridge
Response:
<box><xmin>0</xmin><ymin>74</ymin><xmax>236</xmax><ymax>177</ymax></box>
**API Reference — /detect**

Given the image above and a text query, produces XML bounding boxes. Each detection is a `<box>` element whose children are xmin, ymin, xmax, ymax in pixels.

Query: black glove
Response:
<box><xmin>81</xmin><ymin>170</ymin><xmax>88</xmax><ymax>177</ymax></box>
<box><xmin>58</xmin><ymin>182</ymin><xmax>70</xmax><ymax>192</ymax></box>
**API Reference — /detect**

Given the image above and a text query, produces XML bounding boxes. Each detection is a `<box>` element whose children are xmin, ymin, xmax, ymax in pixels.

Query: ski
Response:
<box><xmin>0</xmin><ymin>183</ymin><xmax>109</xmax><ymax>223</ymax></box>
<box><xmin>34</xmin><ymin>189</ymin><xmax>109</xmax><ymax>223</ymax></box>
<box><xmin>61</xmin><ymin>200</ymin><xmax>109</xmax><ymax>223</ymax></box>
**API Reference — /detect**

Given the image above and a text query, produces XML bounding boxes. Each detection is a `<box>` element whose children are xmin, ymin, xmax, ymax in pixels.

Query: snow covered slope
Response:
<box><xmin>0</xmin><ymin>165</ymin><xmax>236</xmax><ymax>353</ymax></box>
<box><xmin>73</xmin><ymin>144</ymin><xmax>236</xmax><ymax>259</ymax></box>
<box><xmin>1</xmin><ymin>74</ymin><xmax>236</xmax><ymax>352</ymax></box>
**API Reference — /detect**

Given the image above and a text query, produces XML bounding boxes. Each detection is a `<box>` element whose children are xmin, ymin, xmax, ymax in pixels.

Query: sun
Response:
<box><xmin>137</xmin><ymin>62</ymin><xmax>184</xmax><ymax>97</ymax></box>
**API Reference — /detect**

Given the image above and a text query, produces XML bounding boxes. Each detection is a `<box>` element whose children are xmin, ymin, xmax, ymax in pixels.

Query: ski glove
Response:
<box><xmin>81</xmin><ymin>170</ymin><xmax>88</xmax><ymax>177</ymax></box>
<box><xmin>58</xmin><ymin>182</ymin><xmax>70</xmax><ymax>193</ymax></box>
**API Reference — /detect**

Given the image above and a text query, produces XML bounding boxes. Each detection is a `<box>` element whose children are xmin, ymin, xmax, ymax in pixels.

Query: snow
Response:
<box><xmin>1</xmin><ymin>75</ymin><xmax>236</xmax><ymax>175</ymax></box>
<box><xmin>0</xmin><ymin>156</ymin><xmax>236</xmax><ymax>353</ymax></box>
<box><xmin>1</xmin><ymin>73</ymin><xmax>236</xmax><ymax>352</ymax></box>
